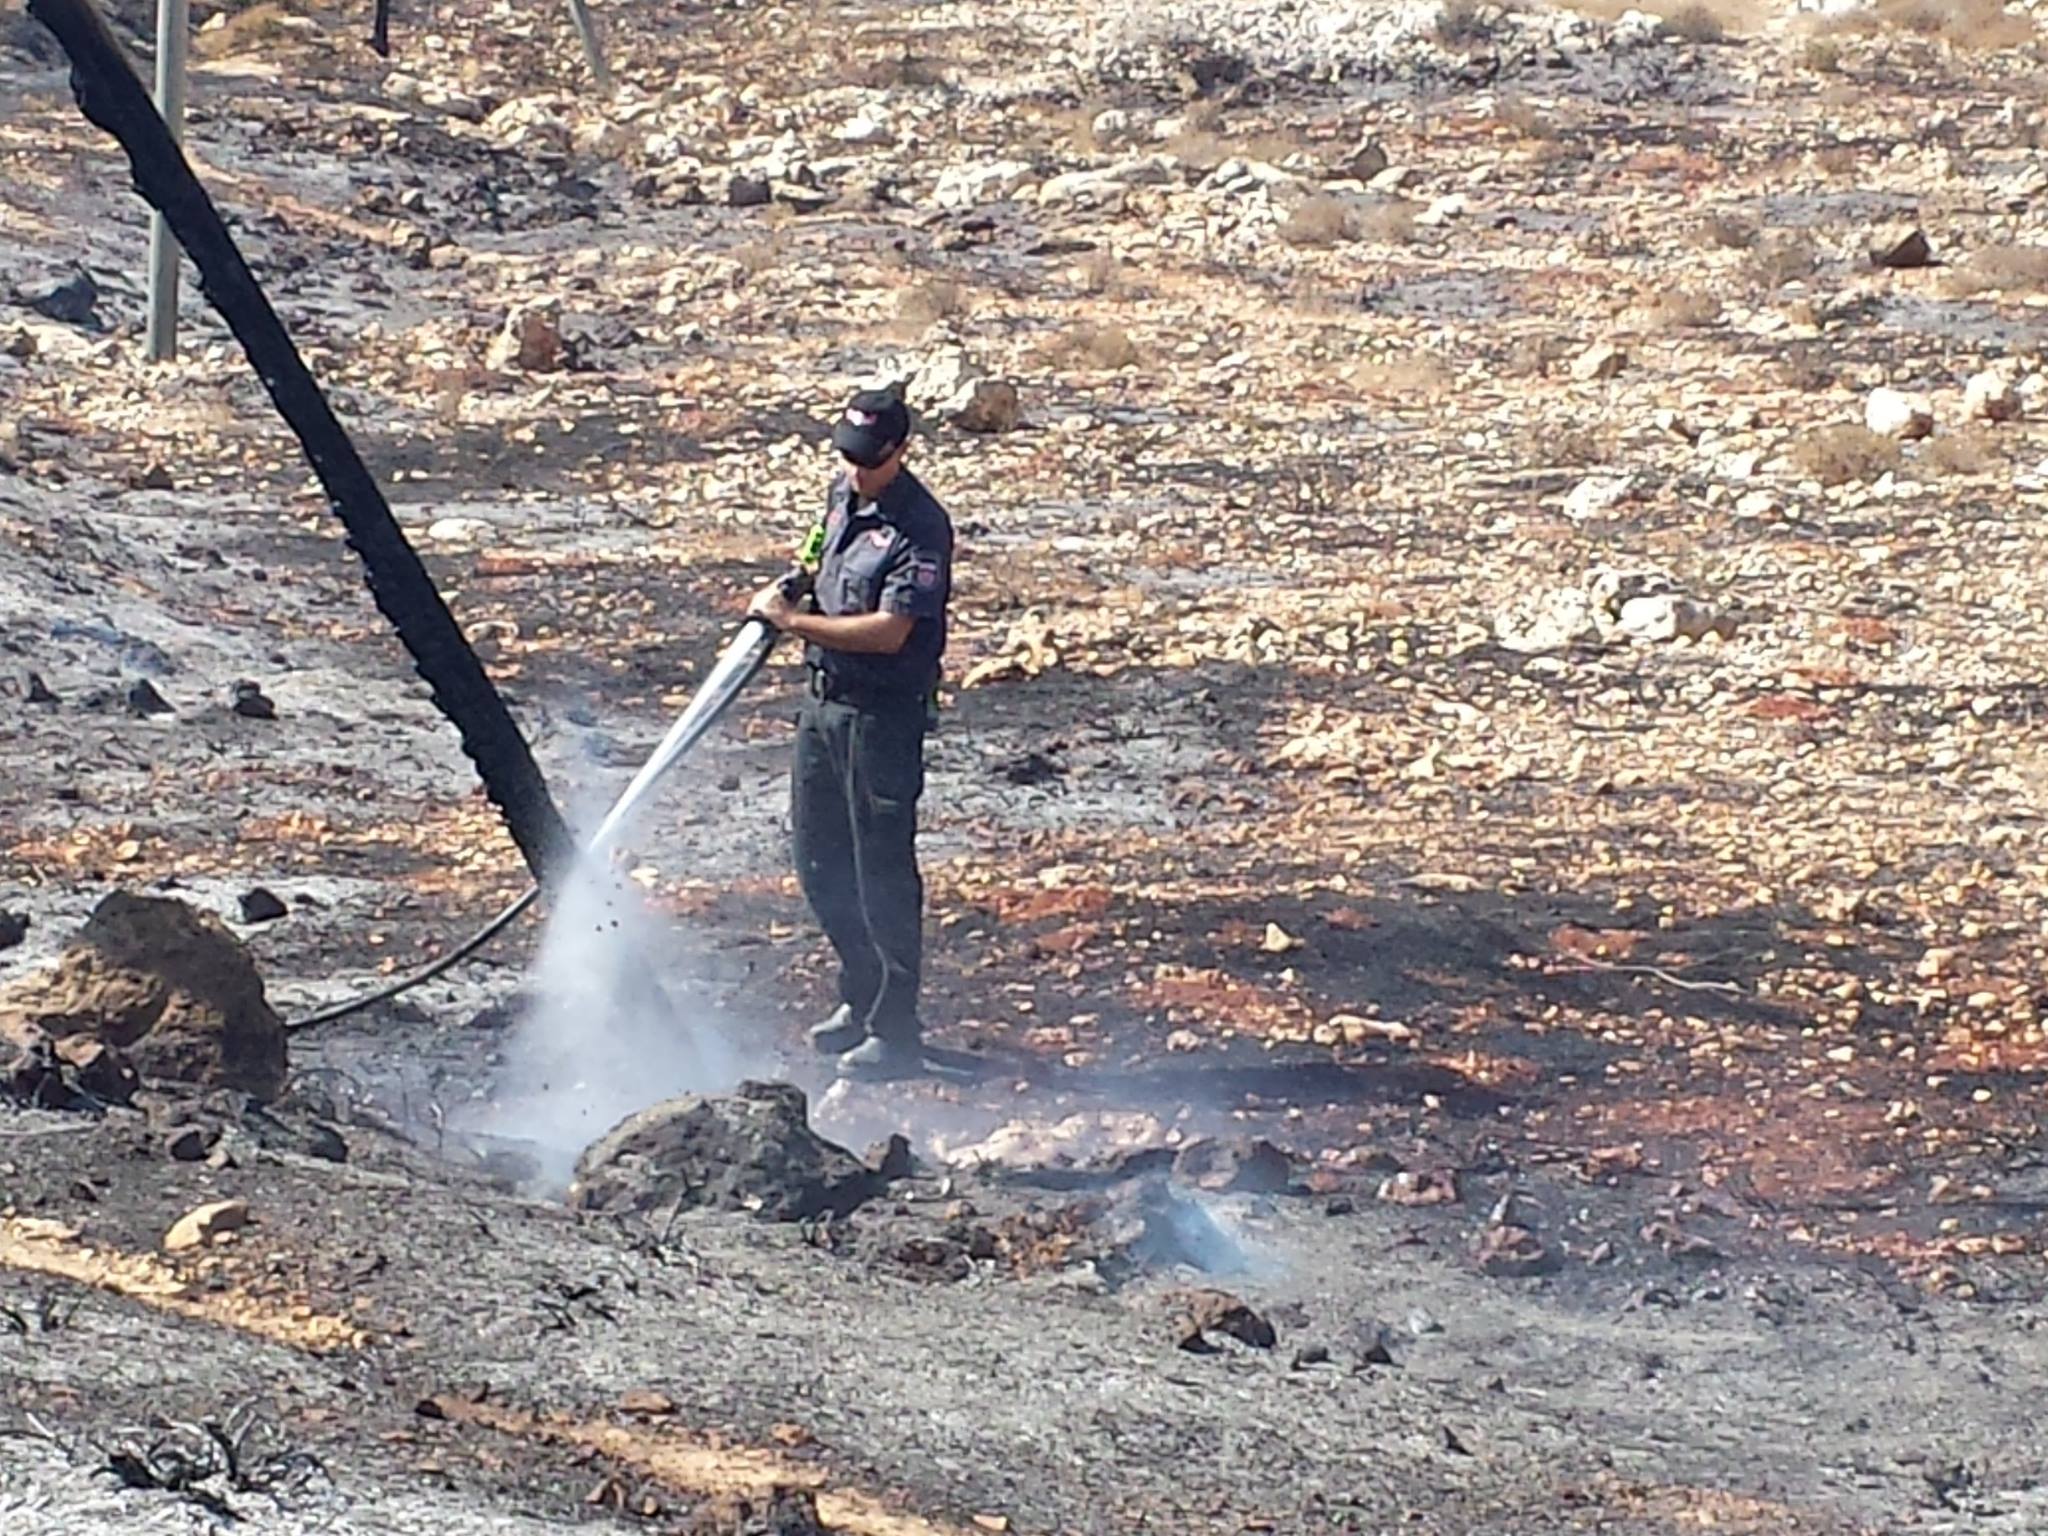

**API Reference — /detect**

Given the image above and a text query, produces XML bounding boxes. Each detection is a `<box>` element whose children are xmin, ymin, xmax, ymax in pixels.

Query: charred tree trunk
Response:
<box><xmin>28</xmin><ymin>0</ymin><xmax>574</xmax><ymax>885</ymax></box>
<box><xmin>370</xmin><ymin>0</ymin><xmax>391</xmax><ymax>57</ymax></box>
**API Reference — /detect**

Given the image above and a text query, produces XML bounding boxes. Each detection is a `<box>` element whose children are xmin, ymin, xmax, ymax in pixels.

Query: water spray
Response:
<box><xmin>288</xmin><ymin>606</ymin><xmax>790</xmax><ymax>1031</ymax></box>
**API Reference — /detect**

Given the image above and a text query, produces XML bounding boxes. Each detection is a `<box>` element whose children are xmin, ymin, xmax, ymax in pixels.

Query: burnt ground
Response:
<box><xmin>5</xmin><ymin>1092</ymin><xmax>2048</xmax><ymax>1536</ymax></box>
<box><xmin>4</xmin><ymin>514</ymin><xmax>2046</xmax><ymax>1533</ymax></box>
<box><xmin>8</xmin><ymin>0</ymin><xmax>2048</xmax><ymax>1527</ymax></box>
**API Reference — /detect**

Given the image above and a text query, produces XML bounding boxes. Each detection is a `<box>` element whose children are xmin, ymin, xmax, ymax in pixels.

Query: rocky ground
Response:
<box><xmin>5</xmin><ymin>0</ymin><xmax>2048</xmax><ymax>1527</ymax></box>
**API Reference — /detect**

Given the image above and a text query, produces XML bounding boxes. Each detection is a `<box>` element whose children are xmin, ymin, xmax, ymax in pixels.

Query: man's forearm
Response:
<box><xmin>785</xmin><ymin>610</ymin><xmax>914</xmax><ymax>655</ymax></box>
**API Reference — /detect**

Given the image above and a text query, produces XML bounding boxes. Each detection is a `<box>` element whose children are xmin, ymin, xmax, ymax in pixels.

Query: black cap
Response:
<box><xmin>830</xmin><ymin>388</ymin><xmax>911</xmax><ymax>469</ymax></box>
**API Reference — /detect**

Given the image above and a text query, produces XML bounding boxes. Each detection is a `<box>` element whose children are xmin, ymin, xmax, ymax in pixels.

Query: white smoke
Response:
<box><xmin>485</xmin><ymin>844</ymin><xmax>748</xmax><ymax>1190</ymax></box>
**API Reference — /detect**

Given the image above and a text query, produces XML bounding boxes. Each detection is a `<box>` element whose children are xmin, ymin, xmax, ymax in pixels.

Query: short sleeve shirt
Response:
<box><xmin>807</xmin><ymin>467</ymin><xmax>953</xmax><ymax>697</ymax></box>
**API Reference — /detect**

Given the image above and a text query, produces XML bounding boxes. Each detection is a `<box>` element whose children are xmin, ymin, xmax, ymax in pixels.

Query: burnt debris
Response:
<box><xmin>569</xmin><ymin>1082</ymin><xmax>880</xmax><ymax>1223</ymax></box>
<box><xmin>26</xmin><ymin>267</ymin><xmax>101</xmax><ymax>328</ymax></box>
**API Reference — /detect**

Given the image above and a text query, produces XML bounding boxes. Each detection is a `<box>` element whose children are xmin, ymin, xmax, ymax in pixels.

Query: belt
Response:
<box><xmin>806</xmin><ymin>667</ymin><xmax>923</xmax><ymax>711</ymax></box>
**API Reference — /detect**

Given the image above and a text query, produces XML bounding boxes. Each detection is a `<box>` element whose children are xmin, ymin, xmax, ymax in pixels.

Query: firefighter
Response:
<box><xmin>748</xmin><ymin>389</ymin><xmax>954</xmax><ymax>1079</ymax></box>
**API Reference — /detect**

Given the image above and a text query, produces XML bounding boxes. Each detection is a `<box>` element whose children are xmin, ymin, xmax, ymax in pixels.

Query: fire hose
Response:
<box><xmin>287</xmin><ymin>611</ymin><xmax>786</xmax><ymax>1031</ymax></box>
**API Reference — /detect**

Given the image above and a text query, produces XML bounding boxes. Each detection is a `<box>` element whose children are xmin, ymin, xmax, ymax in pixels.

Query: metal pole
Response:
<box><xmin>564</xmin><ymin>0</ymin><xmax>613</xmax><ymax>96</ymax></box>
<box><xmin>143</xmin><ymin>0</ymin><xmax>188</xmax><ymax>361</ymax></box>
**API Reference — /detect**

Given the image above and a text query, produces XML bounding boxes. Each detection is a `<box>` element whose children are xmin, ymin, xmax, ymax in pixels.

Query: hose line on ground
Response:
<box><xmin>284</xmin><ymin>886</ymin><xmax>539</xmax><ymax>1032</ymax></box>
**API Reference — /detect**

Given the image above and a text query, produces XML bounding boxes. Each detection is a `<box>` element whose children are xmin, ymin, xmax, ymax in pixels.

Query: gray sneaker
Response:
<box><xmin>835</xmin><ymin>1034</ymin><xmax>925</xmax><ymax>1081</ymax></box>
<box><xmin>807</xmin><ymin>1005</ymin><xmax>865</xmax><ymax>1056</ymax></box>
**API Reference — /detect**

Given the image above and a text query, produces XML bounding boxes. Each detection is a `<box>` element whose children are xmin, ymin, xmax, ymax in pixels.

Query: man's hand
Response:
<box><xmin>747</xmin><ymin>580</ymin><xmax>797</xmax><ymax>630</ymax></box>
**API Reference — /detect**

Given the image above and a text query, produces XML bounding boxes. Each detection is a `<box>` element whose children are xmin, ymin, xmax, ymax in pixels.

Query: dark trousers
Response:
<box><xmin>791</xmin><ymin>693</ymin><xmax>927</xmax><ymax>1045</ymax></box>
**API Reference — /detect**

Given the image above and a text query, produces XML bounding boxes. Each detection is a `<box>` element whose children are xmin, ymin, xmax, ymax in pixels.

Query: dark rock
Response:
<box><xmin>133</xmin><ymin>463</ymin><xmax>174</xmax><ymax>491</ymax></box>
<box><xmin>1869</xmin><ymin>223</ymin><xmax>1932</xmax><ymax>270</ymax></box>
<box><xmin>238</xmin><ymin>888</ymin><xmax>288</xmax><ymax>924</ymax></box>
<box><xmin>126</xmin><ymin>678</ymin><xmax>174</xmax><ymax>716</ymax></box>
<box><xmin>53</xmin><ymin>1035</ymin><xmax>139</xmax><ymax>1104</ymax></box>
<box><xmin>28</xmin><ymin>269</ymin><xmax>101</xmax><ymax>328</ymax></box>
<box><xmin>567</xmin><ymin>1081</ymin><xmax>877</xmax><ymax>1222</ymax></box>
<box><xmin>23</xmin><ymin>673</ymin><xmax>57</xmax><ymax>706</ymax></box>
<box><xmin>288</xmin><ymin>1118</ymin><xmax>349</xmax><ymax>1163</ymax></box>
<box><xmin>1336</xmin><ymin>135</ymin><xmax>1390</xmax><ymax>182</ymax></box>
<box><xmin>0</xmin><ymin>910</ymin><xmax>25</xmax><ymax>950</ymax></box>
<box><xmin>1</xmin><ymin>1020</ymin><xmax>137</xmax><ymax>1108</ymax></box>
<box><xmin>3</xmin><ymin>328</ymin><xmax>35</xmax><ymax>360</ymax></box>
<box><xmin>231</xmin><ymin>681</ymin><xmax>277</xmax><ymax>720</ymax></box>
<box><xmin>1323</xmin><ymin>1195</ymin><xmax>1356</xmax><ymax>1217</ymax></box>
<box><xmin>0</xmin><ymin>1023</ymin><xmax>59</xmax><ymax>1103</ymax></box>
<box><xmin>1291</xmin><ymin>1343</ymin><xmax>1333</xmax><ymax>1369</ymax></box>
<box><xmin>1348</xmin><ymin>1319</ymin><xmax>1397</xmax><ymax>1366</ymax></box>
<box><xmin>0</xmin><ymin>893</ymin><xmax>287</xmax><ymax>1100</ymax></box>
<box><xmin>728</xmin><ymin>174</ymin><xmax>773</xmax><ymax>208</ymax></box>
<box><xmin>1172</xmin><ymin>1136</ymin><xmax>1293</xmax><ymax>1195</ymax></box>
<box><xmin>1175</xmin><ymin>1288</ymin><xmax>1276</xmax><ymax>1351</ymax></box>
<box><xmin>867</xmin><ymin>1132</ymin><xmax>915</xmax><ymax>1181</ymax></box>
<box><xmin>164</xmin><ymin>1123</ymin><xmax>214</xmax><ymax>1161</ymax></box>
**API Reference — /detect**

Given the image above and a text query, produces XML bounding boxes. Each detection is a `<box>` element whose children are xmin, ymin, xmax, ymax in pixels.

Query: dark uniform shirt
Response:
<box><xmin>807</xmin><ymin>467</ymin><xmax>953</xmax><ymax>699</ymax></box>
